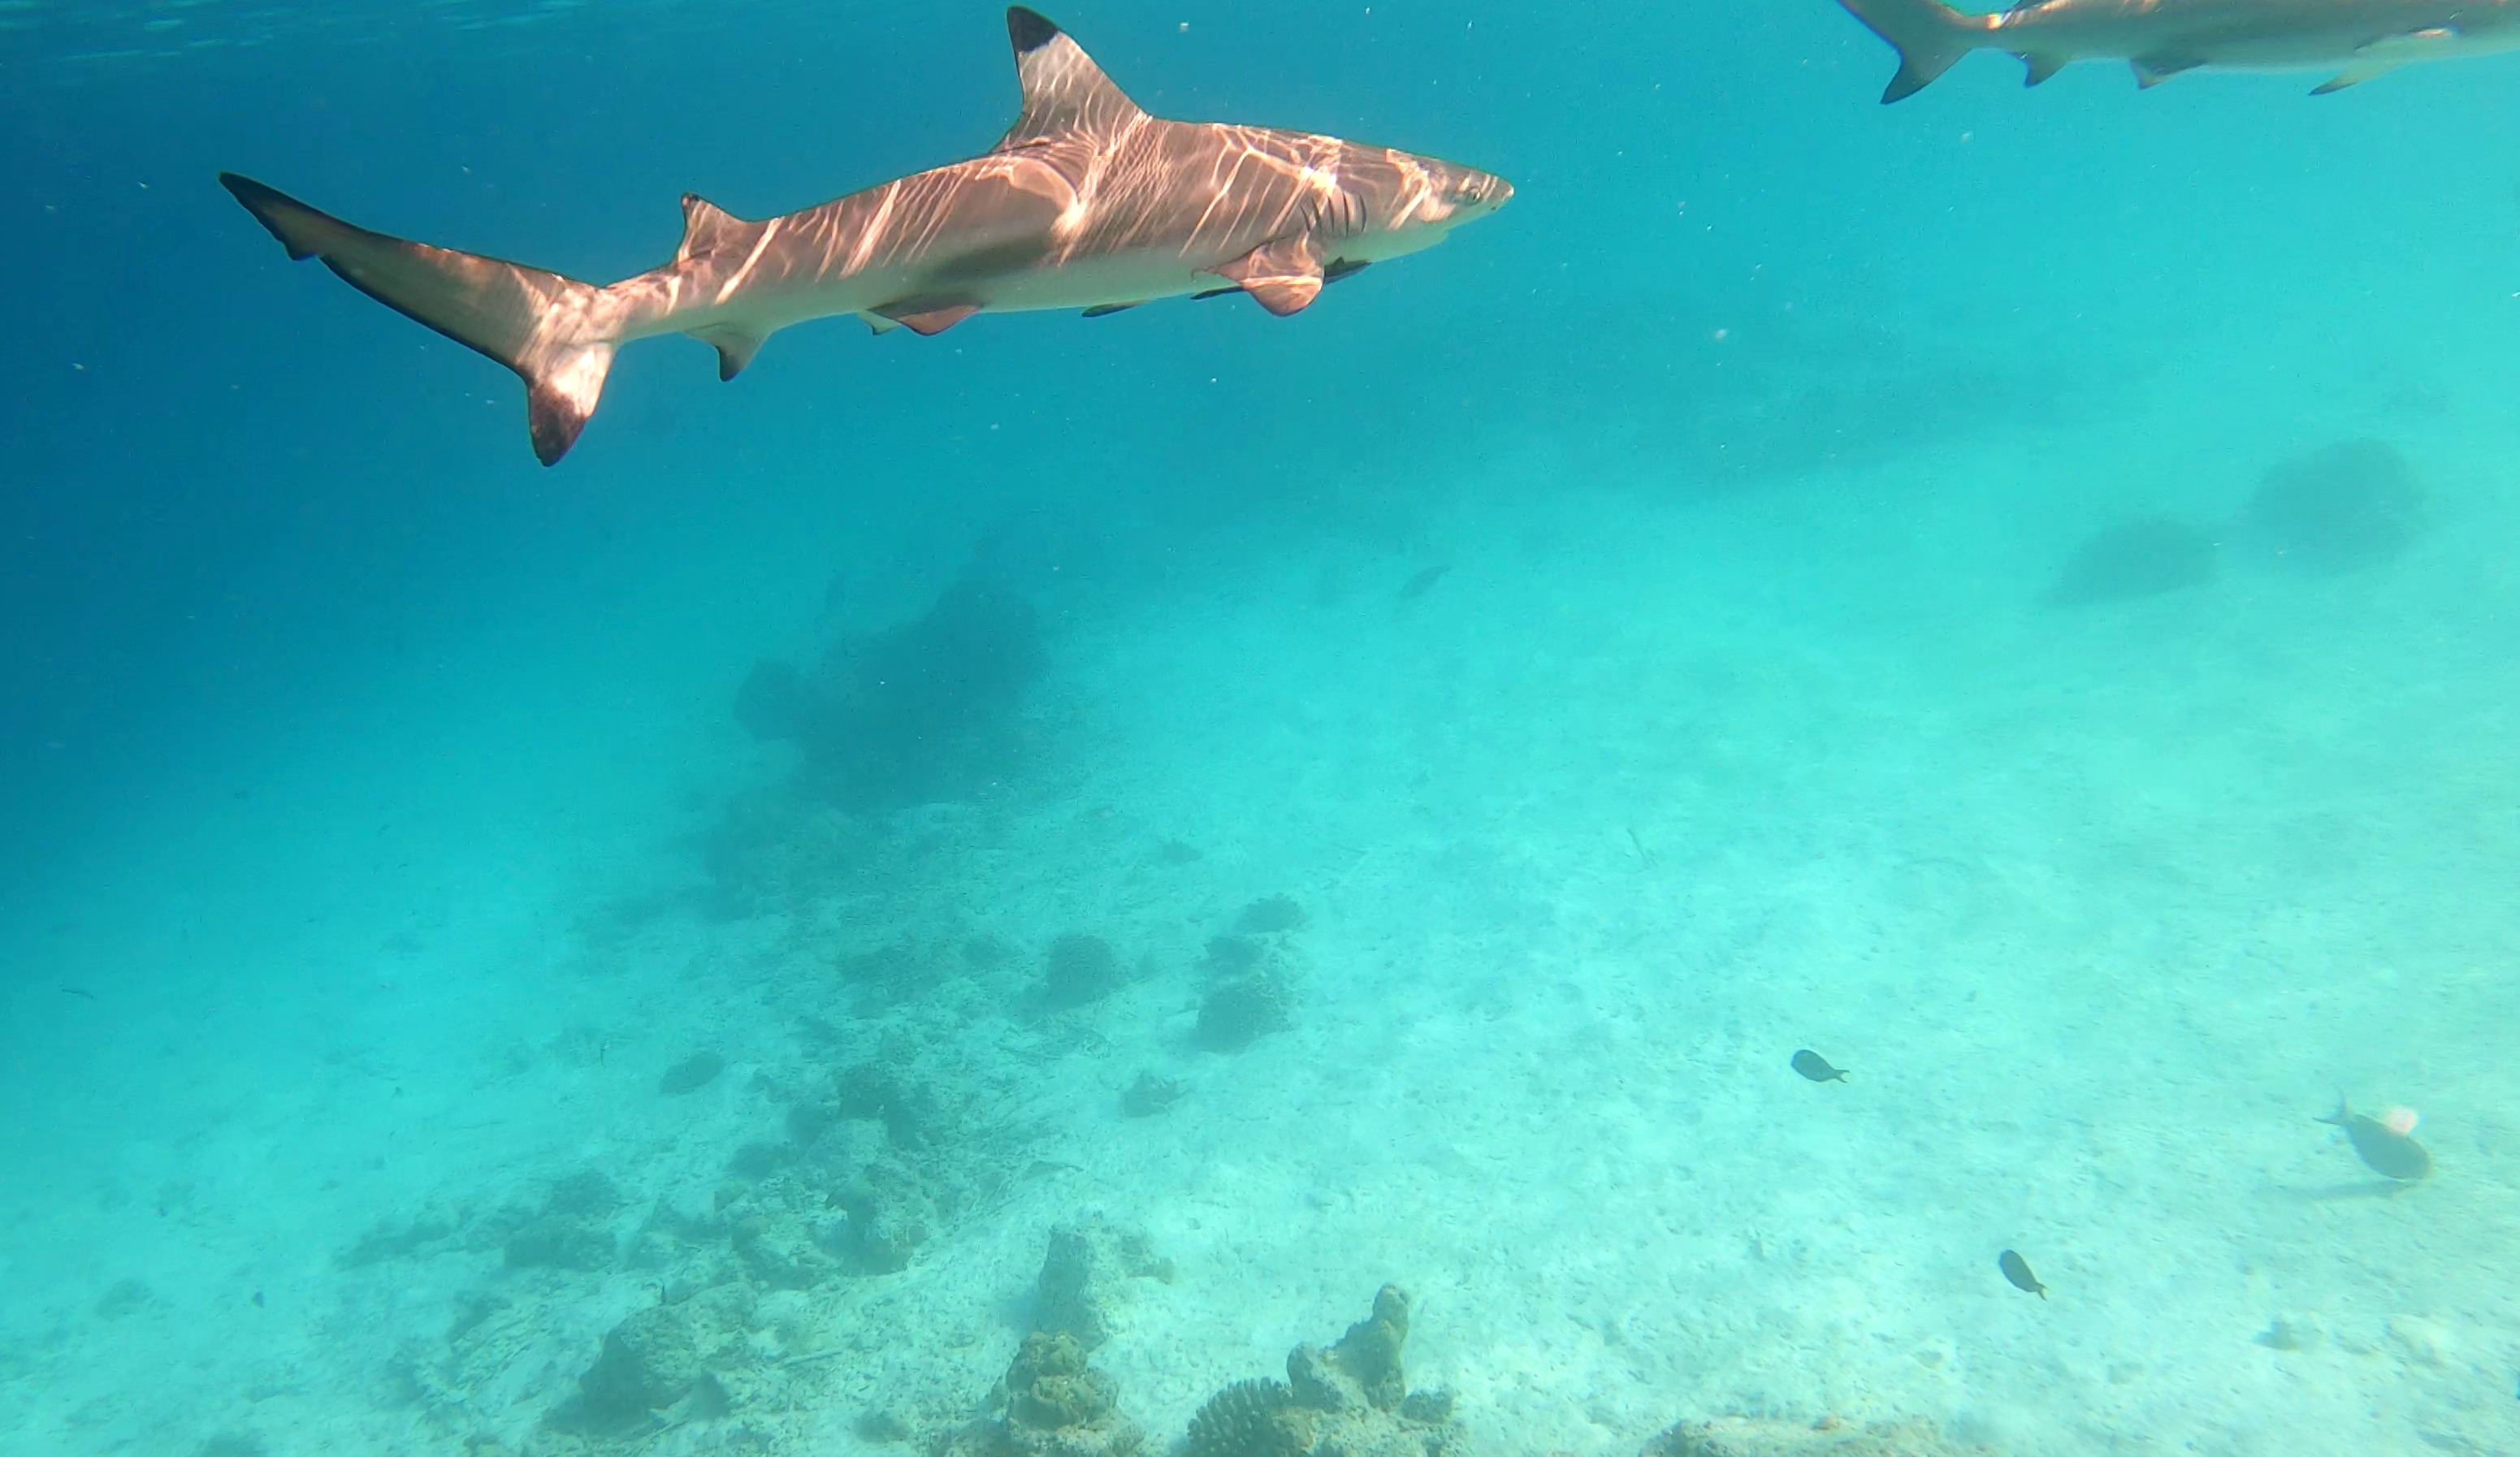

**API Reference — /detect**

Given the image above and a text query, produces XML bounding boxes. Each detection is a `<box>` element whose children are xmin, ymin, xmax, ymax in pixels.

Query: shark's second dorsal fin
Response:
<box><xmin>676</xmin><ymin>193</ymin><xmax>751</xmax><ymax>265</ymax></box>
<box><xmin>997</xmin><ymin>7</ymin><xmax>1146</xmax><ymax>149</ymax></box>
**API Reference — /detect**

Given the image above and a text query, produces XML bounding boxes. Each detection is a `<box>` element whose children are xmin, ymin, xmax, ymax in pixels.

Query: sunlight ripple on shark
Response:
<box><xmin>1834</xmin><ymin>0</ymin><xmax>2520</xmax><ymax>102</ymax></box>
<box><xmin>219</xmin><ymin>7</ymin><xmax>1512</xmax><ymax>464</ymax></box>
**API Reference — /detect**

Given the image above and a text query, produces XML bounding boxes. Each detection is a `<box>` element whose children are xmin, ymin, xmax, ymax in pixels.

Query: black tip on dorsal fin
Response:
<box><xmin>1007</xmin><ymin>6</ymin><xmax>1060</xmax><ymax>54</ymax></box>
<box><xmin>994</xmin><ymin>5</ymin><xmax>1144</xmax><ymax>148</ymax></box>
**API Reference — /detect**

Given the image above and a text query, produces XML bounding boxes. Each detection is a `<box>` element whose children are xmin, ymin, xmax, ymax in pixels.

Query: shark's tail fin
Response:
<box><xmin>220</xmin><ymin>172</ymin><xmax>620</xmax><ymax>465</ymax></box>
<box><xmin>1834</xmin><ymin>0</ymin><xmax>1990</xmax><ymax>103</ymax></box>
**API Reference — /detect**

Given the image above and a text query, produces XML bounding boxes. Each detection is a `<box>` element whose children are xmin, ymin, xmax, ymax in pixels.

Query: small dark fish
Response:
<box><xmin>1791</xmin><ymin>1049</ymin><xmax>1848</xmax><ymax>1083</ymax></box>
<box><xmin>1998</xmin><ymin>1250</ymin><xmax>2046</xmax><ymax>1299</ymax></box>
<box><xmin>251</xmin><ymin>1290</ymin><xmax>265</xmax><ymax>1308</ymax></box>
<box><xmin>59</xmin><ymin>987</ymin><xmax>95</xmax><ymax>1000</ymax></box>
<box><xmin>2317</xmin><ymin>1097</ymin><xmax>2431</xmax><ymax>1182</ymax></box>
<box><xmin>1398</xmin><ymin>564</ymin><xmax>1451</xmax><ymax>600</ymax></box>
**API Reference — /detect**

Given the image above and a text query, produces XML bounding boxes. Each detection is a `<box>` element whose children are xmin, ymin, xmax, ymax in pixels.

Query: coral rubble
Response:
<box><xmin>1639</xmin><ymin>1416</ymin><xmax>1995</xmax><ymax>1457</ymax></box>
<box><xmin>1032</xmin><ymin>1215</ymin><xmax>1173</xmax><ymax>1349</ymax></box>
<box><xmin>1197</xmin><ymin>975</ymin><xmax>1294</xmax><ymax>1052</ymax></box>
<box><xmin>1120</xmin><ymin>1071</ymin><xmax>1184</xmax><ymax>1118</ymax></box>
<box><xmin>1185</xmin><ymin>1379</ymin><xmax>1310</xmax><ymax>1457</ymax></box>
<box><xmin>1044</xmin><ymin>932</ymin><xmax>1126</xmax><ymax>1008</ymax></box>
<box><xmin>942</xmin><ymin>1333</ymin><xmax>1144</xmax><ymax>1457</ymax></box>
<box><xmin>575</xmin><ymin>1282</ymin><xmax>756</xmax><ymax>1430</ymax></box>
<box><xmin>1184</xmin><ymin>1286</ymin><xmax>1463</xmax><ymax>1457</ymax></box>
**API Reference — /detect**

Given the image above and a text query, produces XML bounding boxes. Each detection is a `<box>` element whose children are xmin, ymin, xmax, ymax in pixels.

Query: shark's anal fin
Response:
<box><xmin>2128</xmin><ymin>54</ymin><xmax>2205</xmax><ymax>88</ymax></box>
<box><xmin>877</xmin><ymin>301</ymin><xmax>982</xmax><ymax>336</ymax></box>
<box><xmin>1081</xmin><ymin>302</ymin><xmax>1142</xmax><ymax>318</ymax></box>
<box><xmin>1206</xmin><ymin>236</ymin><xmax>1325</xmax><ymax>318</ymax></box>
<box><xmin>2017</xmin><ymin>51</ymin><xmax>2068</xmax><ymax>86</ymax></box>
<box><xmin>689</xmin><ymin>323</ymin><xmax>766</xmax><ymax>380</ymax></box>
<box><xmin>998</xmin><ymin>6</ymin><xmax>1149</xmax><ymax>149</ymax></box>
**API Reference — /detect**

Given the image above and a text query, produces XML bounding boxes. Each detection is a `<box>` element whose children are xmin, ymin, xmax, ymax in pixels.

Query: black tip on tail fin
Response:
<box><xmin>527</xmin><ymin>386</ymin><xmax>591</xmax><ymax>466</ymax></box>
<box><xmin>218</xmin><ymin>168</ymin><xmax>618</xmax><ymax>466</ymax></box>
<box><xmin>1007</xmin><ymin>6</ymin><xmax>1060</xmax><ymax>53</ymax></box>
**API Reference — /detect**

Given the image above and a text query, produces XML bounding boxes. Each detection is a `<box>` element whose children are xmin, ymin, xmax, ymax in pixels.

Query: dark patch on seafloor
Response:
<box><xmin>2235</xmin><ymin>438</ymin><xmax>2424</xmax><ymax>575</ymax></box>
<box><xmin>2041</xmin><ymin>517</ymin><xmax>2219</xmax><ymax>607</ymax></box>
<box><xmin>734</xmin><ymin>574</ymin><xmax>1046</xmax><ymax>813</ymax></box>
<box><xmin>658</xmin><ymin>1049</ymin><xmax>726</xmax><ymax>1095</ymax></box>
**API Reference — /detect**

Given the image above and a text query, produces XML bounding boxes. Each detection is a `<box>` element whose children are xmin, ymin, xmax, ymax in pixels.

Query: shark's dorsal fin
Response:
<box><xmin>676</xmin><ymin>193</ymin><xmax>752</xmax><ymax>265</ymax></box>
<box><xmin>997</xmin><ymin>7</ymin><xmax>1147</xmax><ymax>149</ymax></box>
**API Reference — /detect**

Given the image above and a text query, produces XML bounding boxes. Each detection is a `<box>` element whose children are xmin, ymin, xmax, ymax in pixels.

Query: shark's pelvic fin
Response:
<box><xmin>2018</xmin><ymin>51</ymin><xmax>2068</xmax><ymax>86</ymax></box>
<box><xmin>998</xmin><ymin>6</ymin><xmax>1149</xmax><ymax>148</ymax></box>
<box><xmin>2129</xmin><ymin>54</ymin><xmax>2205</xmax><ymax>88</ymax></box>
<box><xmin>220</xmin><ymin>171</ymin><xmax>617</xmax><ymax>465</ymax></box>
<box><xmin>1081</xmin><ymin>302</ymin><xmax>1142</xmax><ymax>318</ymax></box>
<box><xmin>877</xmin><ymin>301</ymin><xmax>983</xmax><ymax>336</ymax></box>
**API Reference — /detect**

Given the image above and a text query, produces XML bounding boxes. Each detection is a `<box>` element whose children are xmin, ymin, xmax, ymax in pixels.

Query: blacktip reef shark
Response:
<box><xmin>1834</xmin><ymin>0</ymin><xmax>2520</xmax><ymax>102</ymax></box>
<box><xmin>219</xmin><ymin>7</ymin><xmax>1511</xmax><ymax>465</ymax></box>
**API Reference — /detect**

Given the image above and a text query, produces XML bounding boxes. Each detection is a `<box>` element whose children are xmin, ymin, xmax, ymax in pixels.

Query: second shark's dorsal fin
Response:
<box><xmin>997</xmin><ymin>7</ymin><xmax>1147</xmax><ymax>149</ymax></box>
<box><xmin>676</xmin><ymin>193</ymin><xmax>751</xmax><ymax>265</ymax></box>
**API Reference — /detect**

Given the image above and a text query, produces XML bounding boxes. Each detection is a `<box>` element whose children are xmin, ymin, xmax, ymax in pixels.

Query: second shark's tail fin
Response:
<box><xmin>1834</xmin><ymin>0</ymin><xmax>1991</xmax><ymax>103</ymax></box>
<box><xmin>220</xmin><ymin>173</ymin><xmax>619</xmax><ymax>465</ymax></box>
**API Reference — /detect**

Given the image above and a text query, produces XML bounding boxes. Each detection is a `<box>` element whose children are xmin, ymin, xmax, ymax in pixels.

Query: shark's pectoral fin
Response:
<box><xmin>1207</xmin><ymin>236</ymin><xmax>1326</xmax><ymax>318</ymax></box>
<box><xmin>875</xmin><ymin>300</ymin><xmax>983</xmax><ymax>336</ymax></box>
<box><xmin>2017</xmin><ymin>51</ymin><xmax>2068</xmax><ymax>86</ymax></box>
<box><xmin>1324</xmin><ymin>258</ymin><xmax>1374</xmax><ymax>285</ymax></box>
<box><xmin>690</xmin><ymin>323</ymin><xmax>766</xmax><ymax>381</ymax></box>
<box><xmin>1191</xmin><ymin>287</ymin><xmax>1241</xmax><ymax>301</ymax></box>
<box><xmin>2128</xmin><ymin>54</ymin><xmax>2205</xmax><ymax>88</ymax></box>
<box><xmin>1081</xmin><ymin>302</ymin><xmax>1142</xmax><ymax>318</ymax></box>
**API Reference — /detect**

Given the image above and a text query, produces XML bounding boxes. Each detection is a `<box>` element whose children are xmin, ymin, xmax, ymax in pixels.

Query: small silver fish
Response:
<box><xmin>2317</xmin><ymin>1097</ymin><xmax>2431</xmax><ymax>1182</ymax></box>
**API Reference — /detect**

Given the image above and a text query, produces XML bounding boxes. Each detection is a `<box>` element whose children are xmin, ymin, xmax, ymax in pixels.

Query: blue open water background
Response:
<box><xmin>2</xmin><ymin>3</ymin><xmax>2517</xmax><ymax>1455</ymax></box>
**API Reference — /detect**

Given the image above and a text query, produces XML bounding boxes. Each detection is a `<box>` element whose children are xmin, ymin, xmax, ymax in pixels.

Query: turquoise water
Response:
<box><xmin>2</xmin><ymin>2</ymin><xmax>2516</xmax><ymax>1454</ymax></box>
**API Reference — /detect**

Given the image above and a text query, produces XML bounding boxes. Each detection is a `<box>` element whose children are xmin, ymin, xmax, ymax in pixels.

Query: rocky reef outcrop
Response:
<box><xmin>1031</xmin><ymin>1215</ymin><xmax>1174</xmax><ymax>1351</ymax></box>
<box><xmin>574</xmin><ymin>1282</ymin><xmax>756</xmax><ymax>1430</ymax></box>
<box><xmin>734</xmin><ymin>575</ymin><xmax>1045</xmax><ymax>813</ymax></box>
<box><xmin>1181</xmin><ymin>1285</ymin><xmax>1463</xmax><ymax>1457</ymax></box>
<box><xmin>938</xmin><ymin>1332</ymin><xmax>1145</xmax><ymax>1457</ymax></box>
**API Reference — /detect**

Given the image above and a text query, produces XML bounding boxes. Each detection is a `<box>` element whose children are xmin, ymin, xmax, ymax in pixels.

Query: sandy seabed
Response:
<box><xmin>2</xmin><ymin>400</ymin><xmax>2514</xmax><ymax>1457</ymax></box>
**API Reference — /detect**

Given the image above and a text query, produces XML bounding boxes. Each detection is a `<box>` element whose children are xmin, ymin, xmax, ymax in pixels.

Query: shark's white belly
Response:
<box><xmin>972</xmin><ymin>247</ymin><xmax>1223</xmax><ymax>313</ymax></box>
